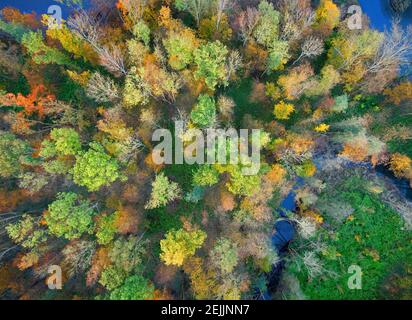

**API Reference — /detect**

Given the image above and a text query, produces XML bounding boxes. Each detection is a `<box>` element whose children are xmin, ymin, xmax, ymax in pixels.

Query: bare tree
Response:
<box><xmin>86</xmin><ymin>72</ymin><xmax>120</xmax><ymax>103</ymax></box>
<box><xmin>68</xmin><ymin>10</ymin><xmax>127</xmax><ymax>76</ymax></box>
<box><xmin>179</xmin><ymin>0</ymin><xmax>211</xmax><ymax>26</ymax></box>
<box><xmin>225</xmin><ymin>50</ymin><xmax>242</xmax><ymax>81</ymax></box>
<box><xmin>277</xmin><ymin>0</ymin><xmax>314</xmax><ymax>41</ymax></box>
<box><xmin>293</xmin><ymin>36</ymin><xmax>324</xmax><ymax>65</ymax></box>
<box><xmin>98</xmin><ymin>45</ymin><xmax>127</xmax><ymax>77</ymax></box>
<box><xmin>215</xmin><ymin>0</ymin><xmax>233</xmax><ymax>31</ymax></box>
<box><xmin>237</xmin><ymin>7</ymin><xmax>260</xmax><ymax>46</ymax></box>
<box><xmin>367</xmin><ymin>19</ymin><xmax>412</xmax><ymax>74</ymax></box>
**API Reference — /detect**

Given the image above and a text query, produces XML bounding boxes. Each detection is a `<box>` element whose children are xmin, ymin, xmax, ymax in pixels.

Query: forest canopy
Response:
<box><xmin>0</xmin><ymin>0</ymin><xmax>411</xmax><ymax>301</ymax></box>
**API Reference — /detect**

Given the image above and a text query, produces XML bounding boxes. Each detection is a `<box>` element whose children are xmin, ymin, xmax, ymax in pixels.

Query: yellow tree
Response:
<box><xmin>160</xmin><ymin>228</ymin><xmax>206</xmax><ymax>267</ymax></box>
<box><xmin>274</xmin><ymin>101</ymin><xmax>295</xmax><ymax>120</ymax></box>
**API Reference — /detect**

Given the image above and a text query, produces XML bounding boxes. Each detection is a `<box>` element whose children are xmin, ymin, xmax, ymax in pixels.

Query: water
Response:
<box><xmin>0</xmin><ymin>0</ymin><xmax>73</xmax><ymax>18</ymax></box>
<box><xmin>358</xmin><ymin>0</ymin><xmax>412</xmax><ymax>31</ymax></box>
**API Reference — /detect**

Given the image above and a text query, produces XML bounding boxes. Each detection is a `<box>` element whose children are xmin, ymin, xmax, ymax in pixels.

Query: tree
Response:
<box><xmin>96</xmin><ymin>213</ymin><xmax>117</xmax><ymax>245</ymax></box>
<box><xmin>145</xmin><ymin>173</ymin><xmax>182</xmax><ymax>209</ymax></box>
<box><xmin>21</xmin><ymin>31</ymin><xmax>71</xmax><ymax>66</ymax></box>
<box><xmin>315</xmin><ymin>0</ymin><xmax>340</xmax><ymax>31</ymax></box>
<box><xmin>109</xmin><ymin>275</ymin><xmax>154</xmax><ymax>300</ymax></box>
<box><xmin>215</xmin><ymin>0</ymin><xmax>232</xmax><ymax>31</ymax></box>
<box><xmin>122</xmin><ymin>68</ymin><xmax>151</xmax><ymax>107</ymax></box>
<box><xmin>175</xmin><ymin>0</ymin><xmax>211</xmax><ymax>26</ymax></box>
<box><xmin>160</xmin><ymin>228</ymin><xmax>206</xmax><ymax>266</ymax></box>
<box><xmin>210</xmin><ymin>238</ymin><xmax>238</xmax><ymax>274</ymax></box>
<box><xmin>193</xmin><ymin>165</ymin><xmax>220</xmax><ymax>186</ymax></box>
<box><xmin>305</xmin><ymin>65</ymin><xmax>340</xmax><ymax>97</ymax></box>
<box><xmin>62</xmin><ymin>240</ymin><xmax>95</xmax><ymax>277</ymax></box>
<box><xmin>109</xmin><ymin>235</ymin><xmax>147</xmax><ymax>273</ymax></box>
<box><xmin>99</xmin><ymin>266</ymin><xmax>127</xmax><ymax>290</ymax></box>
<box><xmin>45</xmin><ymin>19</ymin><xmax>98</xmax><ymax>64</ymax></box>
<box><xmin>190</xmin><ymin>94</ymin><xmax>217</xmax><ymax>128</ymax></box>
<box><xmin>293</xmin><ymin>36</ymin><xmax>324</xmax><ymax>65</ymax></box>
<box><xmin>0</xmin><ymin>133</ymin><xmax>32</xmax><ymax>178</ymax></box>
<box><xmin>217</xmin><ymin>95</ymin><xmax>235</xmax><ymax>122</ymax></box>
<box><xmin>86</xmin><ymin>72</ymin><xmax>120</xmax><ymax>103</ymax></box>
<box><xmin>45</xmin><ymin>192</ymin><xmax>96</xmax><ymax>240</ymax></box>
<box><xmin>72</xmin><ymin>142</ymin><xmax>122</xmax><ymax>191</ymax></box>
<box><xmin>1</xmin><ymin>7</ymin><xmax>40</xmax><ymax>29</ymax></box>
<box><xmin>193</xmin><ymin>41</ymin><xmax>228</xmax><ymax>89</ymax></box>
<box><xmin>277</xmin><ymin>63</ymin><xmax>314</xmax><ymax>100</ymax></box>
<box><xmin>274</xmin><ymin>101</ymin><xmax>295</xmax><ymax>120</ymax></box>
<box><xmin>49</xmin><ymin>128</ymin><xmax>82</xmax><ymax>156</ymax></box>
<box><xmin>237</xmin><ymin>7</ymin><xmax>260</xmax><ymax>46</ymax></box>
<box><xmin>266</xmin><ymin>40</ymin><xmax>290</xmax><ymax>72</ymax></box>
<box><xmin>389</xmin><ymin>153</ymin><xmax>412</xmax><ymax>179</ymax></box>
<box><xmin>366</xmin><ymin>20</ymin><xmax>411</xmax><ymax>75</ymax></box>
<box><xmin>215</xmin><ymin>164</ymin><xmax>262</xmax><ymax>196</ymax></box>
<box><xmin>6</xmin><ymin>215</ymin><xmax>47</xmax><ymax>249</ymax></box>
<box><xmin>384</xmin><ymin>82</ymin><xmax>412</xmax><ymax>105</ymax></box>
<box><xmin>253</xmin><ymin>0</ymin><xmax>280</xmax><ymax>48</ymax></box>
<box><xmin>132</xmin><ymin>20</ymin><xmax>150</xmax><ymax>46</ymax></box>
<box><xmin>163</xmin><ymin>28</ymin><xmax>199</xmax><ymax>70</ymax></box>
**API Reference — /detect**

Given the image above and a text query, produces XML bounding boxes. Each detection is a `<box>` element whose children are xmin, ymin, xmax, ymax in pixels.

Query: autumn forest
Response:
<box><xmin>0</xmin><ymin>0</ymin><xmax>411</xmax><ymax>301</ymax></box>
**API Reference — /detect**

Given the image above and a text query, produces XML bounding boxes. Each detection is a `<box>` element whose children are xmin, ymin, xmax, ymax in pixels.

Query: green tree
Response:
<box><xmin>109</xmin><ymin>235</ymin><xmax>147</xmax><ymax>273</ymax></box>
<box><xmin>109</xmin><ymin>275</ymin><xmax>154</xmax><ymax>300</ymax></box>
<box><xmin>45</xmin><ymin>192</ymin><xmax>95</xmax><ymax>240</ymax></box>
<box><xmin>145</xmin><ymin>173</ymin><xmax>182</xmax><ymax>209</ymax></box>
<box><xmin>210</xmin><ymin>238</ymin><xmax>239</xmax><ymax>274</ymax></box>
<box><xmin>163</xmin><ymin>28</ymin><xmax>199</xmax><ymax>70</ymax></box>
<box><xmin>160</xmin><ymin>228</ymin><xmax>207</xmax><ymax>266</ymax></box>
<box><xmin>72</xmin><ymin>142</ymin><xmax>122</xmax><ymax>191</ymax></box>
<box><xmin>49</xmin><ymin>128</ymin><xmax>82</xmax><ymax>156</ymax></box>
<box><xmin>193</xmin><ymin>165</ymin><xmax>219</xmax><ymax>186</ymax></box>
<box><xmin>96</xmin><ymin>213</ymin><xmax>117</xmax><ymax>245</ymax></box>
<box><xmin>132</xmin><ymin>20</ymin><xmax>151</xmax><ymax>46</ymax></box>
<box><xmin>190</xmin><ymin>94</ymin><xmax>217</xmax><ymax>128</ymax></box>
<box><xmin>99</xmin><ymin>266</ymin><xmax>127</xmax><ymax>290</ymax></box>
<box><xmin>253</xmin><ymin>0</ymin><xmax>280</xmax><ymax>48</ymax></box>
<box><xmin>6</xmin><ymin>215</ymin><xmax>48</xmax><ymax>249</ymax></box>
<box><xmin>0</xmin><ymin>133</ymin><xmax>32</xmax><ymax>178</ymax></box>
<box><xmin>21</xmin><ymin>31</ymin><xmax>71</xmax><ymax>65</ymax></box>
<box><xmin>193</xmin><ymin>41</ymin><xmax>228</xmax><ymax>89</ymax></box>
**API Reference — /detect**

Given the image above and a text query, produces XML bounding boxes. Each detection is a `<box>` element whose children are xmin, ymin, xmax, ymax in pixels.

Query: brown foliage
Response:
<box><xmin>114</xmin><ymin>205</ymin><xmax>140</xmax><ymax>234</ymax></box>
<box><xmin>1</xmin><ymin>7</ymin><xmax>40</xmax><ymax>29</ymax></box>
<box><xmin>86</xmin><ymin>247</ymin><xmax>111</xmax><ymax>286</ymax></box>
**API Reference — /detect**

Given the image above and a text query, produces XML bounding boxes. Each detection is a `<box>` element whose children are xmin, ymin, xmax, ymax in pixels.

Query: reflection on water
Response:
<box><xmin>359</xmin><ymin>0</ymin><xmax>412</xmax><ymax>31</ymax></box>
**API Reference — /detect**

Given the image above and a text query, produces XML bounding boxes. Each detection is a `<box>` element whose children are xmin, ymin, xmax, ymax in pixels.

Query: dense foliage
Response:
<box><xmin>0</xmin><ymin>0</ymin><xmax>411</xmax><ymax>301</ymax></box>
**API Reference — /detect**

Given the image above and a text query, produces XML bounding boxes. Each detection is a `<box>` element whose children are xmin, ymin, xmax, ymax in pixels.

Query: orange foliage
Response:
<box><xmin>114</xmin><ymin>205</ymin><xmax>140</xmax><ymax>234</ymax></box>
<box><xmin>384</xmin><ymin>82</ymin><xmax>412</xmax><ymax>105</ymax></box>
<box><xmin>289</xmin><ymin>135</ymin><xmax>314</xmax><ymax>155</ymax></box>
<box><xmin>266</xmin><ymin>164</ymin><xmax>286</xmax><ymax>185</ymax></box>
<box><xmin>0</xmin><ymin>189</ymin><xmax>30</xmax><ymax>212</ymax></box>
<box><xmin>1</xmin><ymin>7</ymin><xmax>40</xmax><ymax>29</ymax></box>
<box><xmin>0</xmin><ymin>85</ymin><xmax>55</xmax><ymax>119</ymax></box>
<box><xmin>389</xmin><ymin>153</ymin><xmax>412</xmax><ymax>179</ymax></box>
<box><xmin>244</xmin><ymin>41</ymin><xmax>268</xmax><ymax>73</ymax></box>
<box><xmin>219</xmin><ymin>189</ymin><xmax>236</xmax><ymax>213</ymax></box>
<box><xmin>154</xmin><ymin>288</ymin><xmax>174</xmax><ymax>300</ymax></box>
<box><xmin>340</xmin><ymin>141</ymin><xmax>369</xmax><ymax>162</ymax></box>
